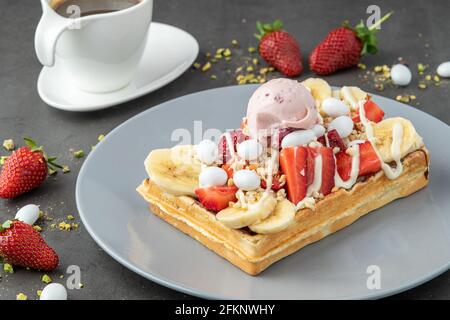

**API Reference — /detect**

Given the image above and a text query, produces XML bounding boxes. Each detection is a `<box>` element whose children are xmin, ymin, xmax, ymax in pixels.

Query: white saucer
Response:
<box><xmin>37</xmin><ymin>22</ymin><xmax>199</xmax><ymax>112</ymax></box>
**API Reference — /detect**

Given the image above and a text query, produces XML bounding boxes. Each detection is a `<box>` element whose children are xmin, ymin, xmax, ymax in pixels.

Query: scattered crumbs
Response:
<box><xmin>50</xmin><ymin>223</ymin><xmax>57</xmax><ymax>229</ymax></box>
<box><xmin>97</xmin><ymin>134</ymin><xmax>105</xmax><ymax>142</ymax></box>
<box><xmin>210</xmin><ymin>75</ymin><xmax>217</xmax><ymax>80</ymax></box>
<box><xmin>248</xmin><ymin>46</ymin><xmax>257</xmax><ymax>53</ymax></box>
<box><xmin>3</xmin><ymin>263</ymin><xmax>14</xmax><ymax>273</ymax></box>
<box><xmin>2</xmin><ymin>139</ymin><xmax>14</xmax><ymax>151</ymax></box>
<box><xmin>223</xmin><ymin>48</ymin><xmax>232</xmax><ymax>57</ymax></box>
<box><xmin>62</xmin><ymin>165</ymin><xmax>70</xmax><ymax>173</ymax></box>
<box><xmin>79</xmin><ymin>283</ymin><xmax>84</xmax><ymax>289</ymax></box>
<box><xmin>58</xmin><ymin>222</ymin><xmax>72</xmax><ymax>231</ymax></box>
<box><xmin>231</xmin><ymin>39</ymin><xmax>238</xmax><ymax>47</ymax></box>
<box><xmin>417</xmin><ymin>63</ymin><xmax>428</xmax><ymax>74</ymax></box>
<box><xmin>16</xmin><ymin>293</ymin><xmax>27</xmax><ymax>300</ymax></box>
<box><xmin>42</xmin><ymin>274</ymin><xmax>52</xmax><ymax>284</ymax></box>
<box><xmin>33</xmin><ymin>225</ymin><xmax>42</xmax><ymax>232</ymax></box>
<box><xmin>59</xmin><ymin>275</ymin><xmax>64</xmax><ymax>279</ymax></box>
<box><xmin>67</xmin><ymin>215</ymin><xmax>75</xmax><ymax>220</ymax></box>
<box><xmin>201</xmin><ymin>62</ymin><xmax>211</xmax><ymax>72</ymax></box>
<box><xmin>48</xmin><ymin>168</ymin><xmax>57</xmax><ymax>176</ymax></box>
<box><xmin>0</xmin><ymin>156</ymin><xmax>8</xmax><ymax>165</ymax></box>
<box><xmin>73</xmin><ymin>150</ymin><xmax>85</xmax><ymax>159</ymax></box>
<box><xmin>418</xmin><ymin>83</ymin><xmax>427</xmax><ymax>89</ymax></box>
<box><xmin>37</xmin><ymin>290</ymin><xmax>42</xmax><ymax>297</ymax></box>
<box><xmin>395</xmin><ymin>94</ymin><xmax>411</xmax><ymax>103</ymax></box>
<box><xmin>192</xmin><ymin>62</ymin><xmax>201</xmax><ymax>69</ymax></box>
<box><xmin>357</xmin><ymin>63</ymin><xmax>366</xmax><ymax>70</ymax></box>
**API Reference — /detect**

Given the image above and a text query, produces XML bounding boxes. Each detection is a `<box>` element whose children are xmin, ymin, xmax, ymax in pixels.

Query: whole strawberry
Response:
<box><xmin>310</xmin><ymin>12</ymin><xmax>393</xmax><ymax>75</ymax></box>
<box><xmin>0</xmin><ymin>220</ymin><xmax>59</xmax><ymax>271</ymax></box>
<box><xmin>0</xmin><ymin>138</ymin><xmax>61</xmax><ymax>198</ymax></box>
<box><xmin>255</xmin><ymin>20</ymin><xmax>303</xmax><ymax>77</ymax></box>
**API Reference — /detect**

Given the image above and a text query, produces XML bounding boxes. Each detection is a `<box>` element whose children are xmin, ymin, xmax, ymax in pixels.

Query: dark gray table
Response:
<box><xmin>0</xmin><ymin>0</ymin><xmax>449</xmax><ymax>300</ymax></box>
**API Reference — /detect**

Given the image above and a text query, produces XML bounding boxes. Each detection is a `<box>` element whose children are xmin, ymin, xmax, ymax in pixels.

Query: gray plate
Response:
<box><xmin>76</xmin><ymin>85</ymin><xmax>450</xmax><ymax>299</ymax></box>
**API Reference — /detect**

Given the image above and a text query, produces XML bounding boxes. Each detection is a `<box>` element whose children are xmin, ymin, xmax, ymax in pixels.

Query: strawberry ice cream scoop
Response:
<box><xmin>246</xmin><ymin>78</ymin><xmax>319</xmax><ymax>137</ymax></box>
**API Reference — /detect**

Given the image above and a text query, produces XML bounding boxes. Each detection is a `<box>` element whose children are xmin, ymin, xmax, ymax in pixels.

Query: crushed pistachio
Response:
<box><xmin>248</xmin><ymin>46</ymin><xmax>257</xmax><ymax>53</ymax></box>
<box><xmin>201</xmin><ymin>62</ymin><xmax>211</xmax><ymax>72</ymax></box>
<box><xmin>62</xmin><ymin>165</ymin><xmax>70</xmax><ymax>173</ymax></box>
<box><xmin>374</xmin><ymin>66</ymin><xmax>383</xmax><ymax>73</ymax></box>
<box><xmin>425</xmin><ymin>75</ymin><xmax>432</xmax><ymax>81</ymax></box>
<box><xmin>79</xmin><ymin>283</ymin><xmax>84</xmax><ymax>289</ymax></box>
<box><xmin>223</xmin><ymin>48</ymin><xmax>231</xmax><ymax>57</ymax></box>
<box><xmin>246</xmin><ymin>66</ymin><xmax>254</xmax><ymax>72</ymax></box>
<box><xmin>42</xmin><ymin>274</ymin><xmax>52</xmax><ymax>284</ymax></box>
<box><xmin>433</xmin><ymin>75</ymin><xmax>440</xmax><ymax>82</ymax></box>
<box><xmin>0</xmin><ymin>156</ymin><xmax>8</xmax><ymax>165</ymax></box>
<box><xmin>37</xmin><ymin>290</ymin><xmax>42</xmax><ymax>297</ymax></box>
<box><xmin>2</xmin><ymin>139</ymin><xmax>14</xmax><ymax>151</ymax></box>
<box><xmin>395</xmin><ymin>95</ymin><xmax>410</xmax><ymax>103</ymax></box>
<box><xmin>410</xmin><ymin>95</ymin><xmax>417</xmax><ymax>100</ymax></box>
<box><xmin>33</xmin><ymin>225</ymin><xmax>42</xmax><ymax>232</ymax></box>
<box><xmin>417</xmin><ymin>63</ymin><xmax>427</xmax><ymax>74</ymax></box>
<box><xmin>16</xmin><ymin>293</ymin><xmax>27</xmax><ymax>300</ymax></box>
<box><xmin>210</xmin><ymin>75</ymin><xmax>217</xmax><ymax>80</ymax></box>
<box><xmin>231</xmin><ymin>39</ymin><xmax>238</xmax><ymax>46</ymax></box>
<box><xmin>418</xmin><ymin>83</ymin><xmax>427</xmax><ymax>89</ymax></box>
<box><xmin>252</xmin><ymin>58</ymin><xmax>259</xmax><ymax>65</ymax></box>
<box><xmin>193</xmin><ymin>62</ymin><xmax>201</xmax><ymax>69</ymax></box>
<box><xmin>58</xmin><ymin>222</ymin><xmax>72</xmax><ymax>231</ymax></box>
<box><xmin>48</xmin><ymin>168</ymin><xmax>57</xmax><ymax>175</ymax></box>
<box><xmin>67</xmin><ymin>215</ymin><xmax>75</xmax><ymax>220</ymax></box>
<box><xmin>73</xmin><ymin>150</ymin><xmax>84</xmax><ymax>158</ymax></box>
<box><xmin>97</xmin><ymin>134</ymin><xmax>105</xmax><ymax>142</ymax></box>
<box><xmin>3</xmin><ymin>263</ymin><xmax>14</xmax><ymax>273</ymax></box>
<box><xmin>357</xmin><ymin>63</ymin><xmax>366</xmax><ymax>70</ymax></box>
<box><xmin>50</xmin><ymin>223</ymin><xmax>57</xmax><ymax>229</ymax></box>
<box><xmin>374</xmin><ymin>83</ymin><xmax>384</xmax><ymax>91</ymax></box>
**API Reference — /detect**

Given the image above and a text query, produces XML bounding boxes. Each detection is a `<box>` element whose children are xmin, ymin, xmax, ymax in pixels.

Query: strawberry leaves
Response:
<box><xmin>350</xmin><ymin>11</ymin><xmax>394</xmax><ymax>56</ymax></box>
<box><xmin>23</xmin><ymin>137</ymin><xmax>63</xmax><ymax>173</ymax></box>
<box><xmin>255</xmin><ymin>19</ymin><xmax>283</xmax><ymax>40</ymax></box>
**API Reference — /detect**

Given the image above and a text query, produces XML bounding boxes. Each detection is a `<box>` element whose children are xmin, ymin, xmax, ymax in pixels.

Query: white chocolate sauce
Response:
<box><xmin>307</xmin><ymin>153</ymin><xmax>322</xmax><ymax>196</ymax></box>
<box><xmin>358</xmin><ymin>101</ymin><xmax>404</xmax><ymax>180</ymax></box>
<box><xmin>334</xmin><ymin>145</ymin><xmax>360</xmax><ymax>189</ymax></box>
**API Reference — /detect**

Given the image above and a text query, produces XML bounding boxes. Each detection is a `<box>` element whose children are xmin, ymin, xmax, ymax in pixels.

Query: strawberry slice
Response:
<box><xmin>358</xmin><ymin>141</ymin><xmax>381</xmax><ymax>176</ymax></box>
<box><xmin>317</xmin><ymin>135</ymin><xmax>326</xmax><ymax>146</ymax></box>
<box><xmin>336</xmin><ymin>149</ymin><xmax>352</xmax><ymax>181</ymax></box>
<box><xmin>260</xmin><ymin>175</ymin><xmax>284</xmax><ymax>191</ymax></box>
<box><xmin>218</xmin><ymin>130</ymin><xmax>249</xmax><ymax>164</ymax></box>
<box><xmin>279</xmin><ymin>147</ymin><xmax>307</xmax><ymax>204</ymax></box>
<box><xmin>221</xmin><ymin>164</ymin><xmax>234</xmax><ymax>179</ymax></box>
<box><xmin>195</xmin><ymin>186</ymin><xmax>238</xmax><ymax>212</ymax></box>
<box><xmin>336</xmin><ymin>141</ymin><xmax>381</xmax><ymax>181</ymax></box>
<box><xmin>352</xmin><ymin>99</ymin><xmax>385</xmax><ymax>123</ymax></box>
<box><xmin>306</xmin><ymin>147</ymin><xmax>316</xmax><ymax>186</ymax></box>
<box><xmin>327</xmin><ymin>129</ymin><xmax>347</xmax><ymax>151</ymax></box>
<box><xmin>318</xmin><ymin>147</ymin><xmax>335</xmax><ymax>196</ymax></box>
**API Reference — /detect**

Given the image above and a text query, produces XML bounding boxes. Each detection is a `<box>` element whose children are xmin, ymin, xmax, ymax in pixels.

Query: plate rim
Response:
<box><xmin>76</xmin><ymin>84</ymin><xmax>450</xmax><ymax>300</ymax></box>
<box><xmin>37</xmin><ymin>22</ymin><xmax>199</xmax><ymax>112</ymax></box>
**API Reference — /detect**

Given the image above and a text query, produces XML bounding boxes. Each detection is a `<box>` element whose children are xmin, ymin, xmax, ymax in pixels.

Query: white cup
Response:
<box><xmin>35</xmin><ymin>0</ymin><xmax>153</xmax><ymax>93</ymax></box>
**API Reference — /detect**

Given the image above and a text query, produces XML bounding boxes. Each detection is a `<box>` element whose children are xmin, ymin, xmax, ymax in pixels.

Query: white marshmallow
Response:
<box><xmin>233</xmin><ymin>170</ymin><xmax>261</xmax><ymax>191</ymax></box>
<box><xmin>199</xmin><ymin>167</ymin><xmax>228</xmax><ymax>187</ymax></box>
<box><xmin>328</xmin><ymin>116</ymin><xmax>354</xmax><ymax>138</ymax></box>
<box><xmin>437</xmin><ymin>61</ymin><xmax>450</xmax><ymax>78</ymax></box>
<box><xmin>237</xmin><ymin>139</ymin><xmax>263</xmax><ymax>161</ymax></box>
<box><xmin>40</xmin><ymin>283</ymin><xmax>68</xmax><ymax>300</ymax></box>
<box><xmin>391</xmin><ymin>64</ymin><xmax>412</xmax><ymax>86</ymax></box>
<box><xmin>311</xmin><ymin>124</ymin><xmax>326</xmax><ymax>137</ymax></box>
<box><xmin>321</xmin><ymin>97</ymin><xmax>350</xmax><ymax>117</ymax></box>
<box><xmin>15</xmin><ymin>204</ymin><xmax>40</xmax><ymax>225</ymax></box>
<box><xmin>196</xmin><ymin>139</ymin><xmax>218</xmax><ymax>165</ymax></box>
<box><xmin>281</xmin><ymin>129</ymin><xmax>315</xmax><ymax>148</ymax></box>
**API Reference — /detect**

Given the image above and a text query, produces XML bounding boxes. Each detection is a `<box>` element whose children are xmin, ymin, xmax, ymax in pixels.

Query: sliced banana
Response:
<box><xmin>340</xmin><ymin>86</ymin><xmax>368</xmax><ymax>110</ymax></box>
<box><xmin>145</xmin><ymin>145</ymin><xmax>201</xmax><ymax>196</ymax></box>
<box><xmin>373</xmin><ymin>117</ymin><xmax>424</xmax><ymax>162</ymax></box>
<box><xmin>216</xmin><ymin>192</ymin><xmax>277</xmax><ymax>229</ymax></box>
<box><xmin>301</xmin><ymin>78</ymin><xmax>332</xmax><ymax>107</ymax></box>
<box><xmin>249</xmin><ymin>199</ymin><xmax>296</xmax><ymax>234</ymax></box>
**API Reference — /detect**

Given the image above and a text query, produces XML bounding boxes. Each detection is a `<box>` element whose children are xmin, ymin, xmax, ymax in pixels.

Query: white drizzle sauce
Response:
<box><xmin>334</xmin><ymin>145</ymin><xmax>360</xmax><ymax>189</ymax></box>
<box><xmin>265</xmin><ymin>148</ymin><xmax>278</xmax><ymax>193</ymax></box>
<box><xmin>358</xmin><ymin>101</ymin><xmax>404</xmax><ymax>180</ymax></box>
<box><xmin>306</xmin><ymin>154</ymin><xmax>322</xmax><ymax>196</ymax></box>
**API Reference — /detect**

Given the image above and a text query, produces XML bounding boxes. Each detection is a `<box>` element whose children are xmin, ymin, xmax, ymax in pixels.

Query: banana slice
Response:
<box><xmin>340</xmin><ymin>86</ymin><xmax>368</xmax><ymax>110</ymax></box>
<box><xmin>145</xmin><ymin>145</ymin><xmax>201</xmax><ymax>196</ymax></box>
<box><xmin>301</xmin><ymin>78</ymin><xmax>332</xmax><ymax>106</ymax></box>
<box><xmin>216</xmin><ymin>192</ymin><xmax>277</xmax><ymax>229</ymax></box>
<box><xmin>249</xmin><ymin>199</ymin><xmax>296</xmax><ymax>234</ymax></box>
<box><xmin>373</xmin><ymin>117</ymin><xmax>424</xmax><ymax>162</ymax></box>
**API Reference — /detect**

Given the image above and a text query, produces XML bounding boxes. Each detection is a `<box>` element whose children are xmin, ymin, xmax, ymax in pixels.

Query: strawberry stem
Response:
<box><xmin>255</xmin><ymin>20</ymin><xmax>283</xmax><ymax>40</ymax></box>
<box><xmin>368</xmin><ymin>11</ymin><xmax>394</xmax><ymax>31</ymax></box>
<box><xmin>23</xmin><ymin>137</ymin><xmax>63</xmax><ymax>172</ymax></box>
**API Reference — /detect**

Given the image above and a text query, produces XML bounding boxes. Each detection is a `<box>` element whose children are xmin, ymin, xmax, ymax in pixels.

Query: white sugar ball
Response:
<box><xmin>40</xmin><ymin>283</ymin><xmax>68</xmax><ymax>300</ymax></box>
<box><xmin>321</xmin><ymin>97</ymin><xmax>349</xmax><ymax>117</ymax></box>
<box><xmin>328</xmin><ymin>116</ymin><xmax>354</xmax><ymax>138</ymax></box>
<box><xmin>437</xmin><ymin>61</ymin><xmax>450</xmax><ymax>78</ymax></box>
<box><xmin>311</xmin><ymin>124</ymin><xmax>326</xmax><ymax>137</ymax></box>
<box><xmin>237</xmin><ymin>139</ymin><xmax>263</xmax><ymax>161</ymax></box>
<box><xmin>391</xmin><ymin>64</ymin><xmax>412</xmax><ymax>86</ymax></box>
<box><xmin>196</xmin><ymin>139</ymin><xmax>218</xmax><ymax>165</ymax></box>
<box><xmin>233</xmin><ymin>170</ymin><xmax>261</xmax><ymax>191</ymax></box>
<box><xmin>15</xmin><ymin>204</ymin><xmax>40</xmax><ymax>225</ymax></box>
<box><xmin>199</xmin><ymin>167</ymin><xmax>228</xmax><ymax>187</ymax></box>
<box><xmin>281</xmin><ymin>129</ymin><xmax>315</xmax><ymax>148</ymax></box>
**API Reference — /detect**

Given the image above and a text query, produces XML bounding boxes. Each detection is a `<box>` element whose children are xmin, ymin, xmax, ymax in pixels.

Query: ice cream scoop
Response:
<box><xmin>246</xmin><ymin>78</ymin><xmax>319</xmax><ymax>138</ymax></box>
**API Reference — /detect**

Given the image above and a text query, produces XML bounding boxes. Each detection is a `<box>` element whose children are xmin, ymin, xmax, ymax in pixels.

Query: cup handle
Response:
<box><xmin>34</xmin><ymin>2</ymin><xmax>70</xmax><ymax>67</ymax></box>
